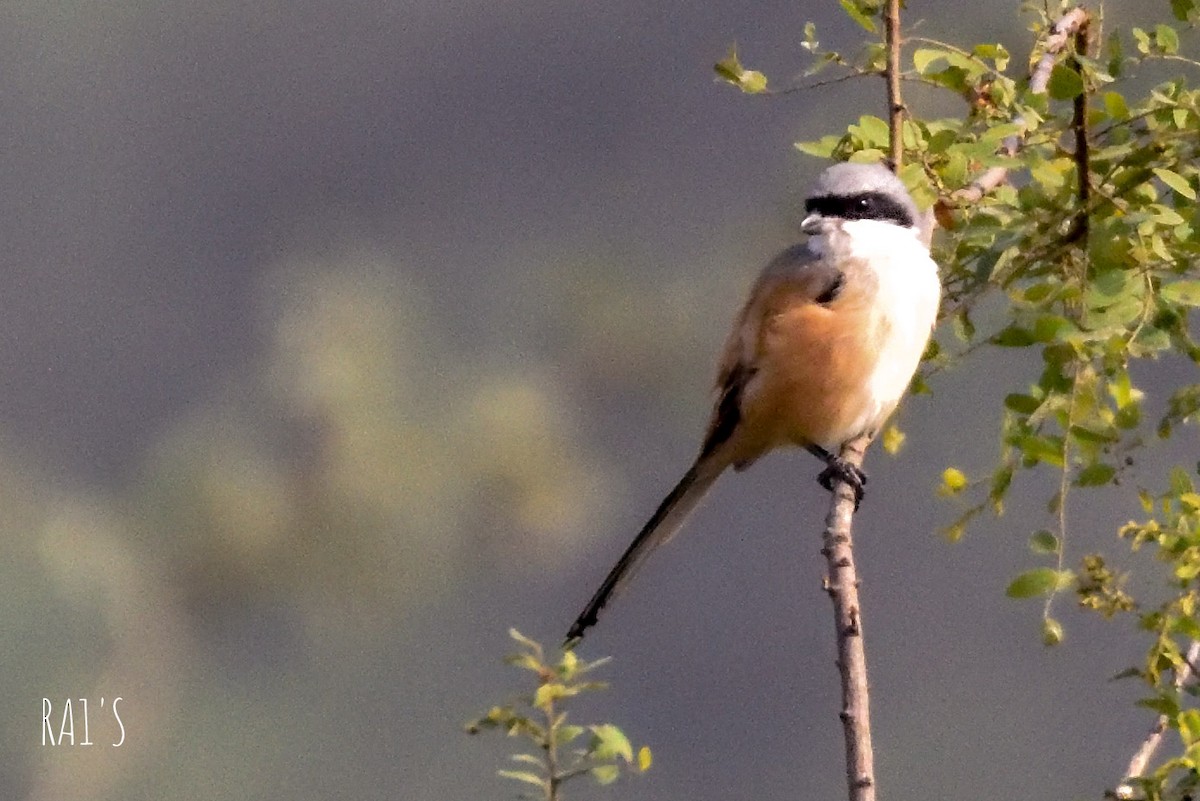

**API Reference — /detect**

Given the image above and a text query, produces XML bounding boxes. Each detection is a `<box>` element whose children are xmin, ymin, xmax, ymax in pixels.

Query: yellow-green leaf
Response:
<box><xmin>498</xmin><ymin>770</ymin><xmax>547</xmax><ymax>789</ymax></box>
<box><xmin>795</xmin><ymin>135</ymin><xmax>841</xmax><ymax>158</ymax></box>
<box><xmin>591</xmin><ymin>765</ymin><xmax>620</xmax><ymax>785</ymax></box>
<box><xmin>881</xmin><ymin>424</ymin><xmax>906</xmax><ymax>455</ymax></box>
<box><xmin>1042</xmin><ymin>617</ymin><xmax>1064</xmax><ymax>646</ymax></box>
<box><xmin>1103</xmin><ymin>91</ymin><xmax>1130</xmax><ymax>121</ymax></box>
<box><xmin>1007</xmin><ymin>568</ymin><xmax>1073</xmax><ymax>598</ymax></box>
<box><xmin>1047</xmin><ymin>64</ymin><xmax>1084</xmax><ymax>100</ymax></box>
<box><xmin>589</xmin><ymin>724</ymin><xmax>634</xmax><ymax>762</ymax></box>
<box><xmin>1181</xmin><ymin>709</ymin><xmax>1200</xmax><ymax>746</ymax></box>
<box><xmin>839</xmin><ymin>0</ymin><xmax>878</xmax><ymax>32</ymax></box>
<box><xmin>939</xmin><ymin>467</ymin><xmax>968</xmax><ymax>496</ymax></box>
<box><xmin>913</xmin><ymin>48</ymin><xmax>948</xmax><ymax>74</ymax></box>
<box><xmin>1154</xmin><ymin>167</ymin><xmax>1197</xmax><ymax>200</ymax></box>
<box><xmin>1156</xmin><ymin>23</ymin><xmax>1181</xmax><ymax>54</ymax></box>
<box><xmin>533</xmin><ymin>683</ymin><xmax>568</xmax><ymax>708</ymax></box>
<box><xmin>1029</xmin><ymin>530</ymin><xmax>1059</xmax><ymax>555</ymax></box>
<box><xmin>637</xmin><ymin>746</ymin><xmax>653</xmax><ymax>772</ymax></box>
<box><xmin>1161</xmin><ymin>281</ymin><xmax>1200</xmax><ymax>306</ymax></box>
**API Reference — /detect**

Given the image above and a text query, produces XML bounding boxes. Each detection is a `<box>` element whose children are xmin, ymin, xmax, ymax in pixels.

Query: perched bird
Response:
<box><xmin>565</xmin><ymin>161</ymin><xmax>941</xmax><ymax>643</ymax></box>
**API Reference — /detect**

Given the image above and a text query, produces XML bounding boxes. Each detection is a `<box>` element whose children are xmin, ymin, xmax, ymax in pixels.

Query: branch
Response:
<box><xmin>884</xmin><ymin>0</ymin><xmax>904</xmax><ymax>169</ymax></box>
<box><xmin>1068</xmin><ymin>22</ymin><xmax>1092</xmax><ymax>246</ymax></box>
<box><xmin>819</xmin><ymin>1</ymin><xmax>904</xmax><ymax>798</ymax></box>
<box><xmin>823</xmin><ymin>433</ymin><xmax>876</xmax><ymax>801</ymax></box>
<box><xmin>951</xmin><ymin>6</ymin><xmax>1091</xmax><ymax>204</ymax></box>
<box><xmin>1114</xmin><ymin>638</ymin><xmax>1200</xmax><ymax>799</ymax></box>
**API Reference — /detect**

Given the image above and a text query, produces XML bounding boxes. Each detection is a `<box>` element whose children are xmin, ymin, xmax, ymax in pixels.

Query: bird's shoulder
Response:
<box><xmin>711</xmin><ymin>241</ymin><xmax>842</xmax><ymax>395</ymax></box>
<box><xmin>758</xmin><ymin>241</ymin><xmax>844</xmax><ymax>300</ymax></box>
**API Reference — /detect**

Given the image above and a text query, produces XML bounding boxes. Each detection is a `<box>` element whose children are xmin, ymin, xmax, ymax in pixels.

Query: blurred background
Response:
<box><xmin>0</xmin><ymin>1</ymin><xmax>1188</xmax><ymax>799</ymax></box>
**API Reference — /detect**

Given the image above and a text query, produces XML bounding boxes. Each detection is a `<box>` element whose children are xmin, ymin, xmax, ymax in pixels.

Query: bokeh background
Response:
<box><xmin>0</xmin><ymin>1</ymin><xmax>1191</xmax><ymax>799</ymax></box>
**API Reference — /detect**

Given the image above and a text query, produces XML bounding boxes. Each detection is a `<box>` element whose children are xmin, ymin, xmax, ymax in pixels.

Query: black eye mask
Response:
<box><xmin>805</xmin><ymin>191</ymin><xmax>914</xmax><ymax>228</ymax></box>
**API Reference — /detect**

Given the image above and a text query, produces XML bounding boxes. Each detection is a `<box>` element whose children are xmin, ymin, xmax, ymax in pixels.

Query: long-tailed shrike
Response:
<box><xmin>566</xmin><ymin>161</ymin><xmax>941</xmax><ymax>642</ymax></box>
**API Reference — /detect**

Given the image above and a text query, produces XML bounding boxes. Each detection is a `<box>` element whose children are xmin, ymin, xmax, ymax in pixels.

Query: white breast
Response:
<box><xmin>839</xmin><ymin>219</ymin><xmax>941</xmax><ymax>437</ymax></box>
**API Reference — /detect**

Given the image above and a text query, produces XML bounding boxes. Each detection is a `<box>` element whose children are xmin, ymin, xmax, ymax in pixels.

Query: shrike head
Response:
<box><xmin>800</xmin><ymin>162</ymin><xmax>921</xmax><ymax>237</ymax></box>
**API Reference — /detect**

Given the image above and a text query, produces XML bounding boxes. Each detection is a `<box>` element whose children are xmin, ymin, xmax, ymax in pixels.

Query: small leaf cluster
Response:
<box><xmin>466</xmin><ymin>629</ymin><xmax>651</xmax><ymax>800</ymax></box>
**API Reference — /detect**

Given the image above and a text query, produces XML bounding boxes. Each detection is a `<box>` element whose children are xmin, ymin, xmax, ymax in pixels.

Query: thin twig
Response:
<box><xmin>1069</xmin><ymin>22</ymin><xmax>1092</xmax><ymax>246</ymax></box>
<box><xmin>824</xmin><ymin>433</ymin><xmax>876</xmax><ymax>801</ymax></box>
<box><xmin>766</xmin><ymin>70</ymin><xmax>878</xmax><ymax>96</ymax></box>
<box><xmin>885</xmin><ymin>0</ymin><xmax>904</xmax><ymax>169</ymax></box>
<box><xmin>1115</xmin><ymin>639</ymin><xmax>1200</xmax><ymax>799</ymax></box>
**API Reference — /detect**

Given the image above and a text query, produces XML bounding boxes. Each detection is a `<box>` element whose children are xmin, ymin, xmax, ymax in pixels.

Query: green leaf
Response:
<box><xmin>1107</xmin><ymin>32</ymin><xmax>1124</xmax><ymax>78</ymax></box>
<box><xmin>1181</xmin><ymin>709</ymin><xmax>1200</xmax><ymax>746</ymax></box>
<box><xmin>1029</xmin><ymin>157</ymin><xmax>1069</xmax><ymax>191</ymax></box>
<box><xmin>992</xmin><ymin>326</ymin><xmax>1036</xmax><ymax>347</ymax></box>
<box><xmin>881</xmin><ymin>424</ymin><xmax>906</xmax><ymax>455</ymax></box>
<box><xmin>1154</xmin><ymin>168</ymin><xmax>1197</xmax><ymax>200</ymax></box>
<box><xmin>533</xmin><ymin>683</ymin><xmax>568</xmax><ymax>708</ymax></box>
<box><xmin>1006</xmin><ymin>568</ymin><xmax>1073</xmax><ymax>598</ymax></box>
<box><xmin>591</xmin><ymin>765</ymin><xmax>620</xmax><ymax>785</ymax></box>
<box><xmin>973</xmin><ymin>43</ymin><xmax>1010</xmax><ymax>71</ymax></box>
<box><xmin>1138</xmin><ymin>695</ymin><xmax>1180</xmax><ymax>717</ymax></box>
<box><xmin>1132</xmin><ymin>27</ymin><xmax>1152</xmax><ymax>55</ymax></box>
<box><xmin>509</xmin><ymin>753</ymin><xmax>544</xmax><ymax>767</ymax></box>
<box><xmin>1047</xmin><ymin>64</ymin><xmax>1084</xmax><ymax>100</ymax></box>
<box><xmin>1029</xmin><ymin>530</ymin><xmax>1060</xmax><ymax>555</ymax></box>
<box><xmin>739</xmin><ymin>69</ymin><xmax>768</xmax><ymax>94</ymax></box>
<box><xmin>589</xmin><ymin>724</ymin><xmax>634</xmax><ymax>763</ymax></box>
<box><xmin>990</xmin><ymin>465</ymin><xmax>1013</xmax><ymax>509</ymax></box>
<box><xmin>637</xmin><ymin>746</ymin><xmax>653</xmax><ymax>771</ymax></box>
<box><xmin>939</xmin><ymin>467</ymin><xmax>968</xmax><ymax>496</ymax></box>
<box><xmin>941</xmin><ymin>520</ymin><xmax>966</xmax><ymax>542</ymax></box>
<box><xmin>980</xmin><ymin>122</ymin><xmax>1025</xmax><ymax>144</ymax></box>
<box><xmin>1076</xmin><ymin>463</ymin><xmax>1117</xmax><ymax>487</ymax></box>
<box><xmin>839</xmin><ymin>0</ymin><xmax>878</xmax><ymax>32</ymax></box>
<box><xmin>1147</xmin><ymin>205</ymin><xmax>1185</xmax><ymax>226</ymax></box>
<box><xmin>795</xmin><ymin>135</ymin><xmax>841</xmax><ymax>158</ymax></box>
<box><xmin>498</xmin><ymin>770</ymin><xmax>548</xmax><ymax>789</ymax></box>
<box><xmin>1004</xmin><ymin>393</ymin><xmax>1040</xmax><ymax>414</ymax></box>
<box><xmin>801</xmin><ymin>21</ymin><xmax>819</xmax><ymax>52</ymax></box>
<box><xmin>556</xmin><ymin>724</ymin><xmax>585</xmax><ymax>746</ymax></box>
<box><xmin>1103</xmin><ymin>91</ymin><xmax>1130</xmax><ymax>121</ymax></box>
<box><xmin>1156</xmin><ymin>23</ymin><xmax>1181</xmax><ymax>54</ymax></box>
<box><xmin>714</xmin><ymin>47</ymin><xmax>768</xmax><ymax>94</ymax></box>
<box><xmin>850</xmin><ymin>115</ymin><xmax>890</xmax><ymax>147</ymax></box>
<box><xmin>913</xmin><ymin>48</ymin><xmax>948</xmax><ymax>74</ymax></box>
<box><xmin>1161</xmin><ymin>281</ymin><xmax>1200</xmax><ymax>307</ymax></box>
<box><xmin>558</xmin><ymin>648</ymin><xmax>578</xmax><ymax>677</ymax></box>
<box><xmin>1171</xmin><ymin>466</ymin><xmax>1196</xmax><ymax>495</ymax></box>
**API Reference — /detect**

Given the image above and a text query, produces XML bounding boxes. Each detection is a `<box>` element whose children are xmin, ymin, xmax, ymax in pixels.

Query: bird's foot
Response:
<box><xmin>817</xmin><ymin>458</ymin><xmax>867</xmax><ymax>509</ymax></box>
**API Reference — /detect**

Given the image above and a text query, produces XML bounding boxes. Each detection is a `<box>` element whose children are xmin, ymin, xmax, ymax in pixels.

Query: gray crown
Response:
<box><xmin>812</xmin><ymin>162</ymin><xmax>915</xmax><ymax>211</ymax></box>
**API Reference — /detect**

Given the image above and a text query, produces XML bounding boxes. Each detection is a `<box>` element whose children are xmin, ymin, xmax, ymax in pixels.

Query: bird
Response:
<box><xmin>564</xmin><ymin>161</ymin><xmax>942</xmax><ymax>644</ymax></box>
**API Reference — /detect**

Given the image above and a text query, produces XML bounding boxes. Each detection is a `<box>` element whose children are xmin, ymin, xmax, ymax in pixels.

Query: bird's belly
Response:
<box><xmin>753</xmin><ymin>297</ymin><xmax>934</xmax><ymax>450</ymax></box>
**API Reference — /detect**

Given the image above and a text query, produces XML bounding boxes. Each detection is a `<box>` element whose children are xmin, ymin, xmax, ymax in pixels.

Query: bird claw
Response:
<box><xmin>817</xmin><ymin>459</ymin><xmax>867</xmax><ymax>509</ymax></box>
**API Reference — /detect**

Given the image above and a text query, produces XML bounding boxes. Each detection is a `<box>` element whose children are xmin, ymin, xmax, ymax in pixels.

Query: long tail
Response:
<box><xmin>565</xmin><ymin>455</ymin><xmax>725</xmax><ymax>644</ymax></box>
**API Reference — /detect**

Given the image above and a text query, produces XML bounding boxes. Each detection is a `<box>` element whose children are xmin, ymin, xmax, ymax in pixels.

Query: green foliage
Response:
<box><xmin>723</xmin><ymin>0</ymin><xmax>1200</xmax><ymax>795</ymax></box>
<box><xmin>466</xmin><ymin>630</ymin><xmax>651</xmax><ymax>800</ymax></box>
<box><xmin>714</xmin><ymin>46</ymin><xmax>768</xmax><ymax>95</ymax></box>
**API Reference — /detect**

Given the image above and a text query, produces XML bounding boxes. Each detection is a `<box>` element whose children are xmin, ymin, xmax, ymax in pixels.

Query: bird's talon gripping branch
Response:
<box><xmin>817</xmin><ymin>460</ymin><xmax>867</xmax><ymax>509</ymax></box>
